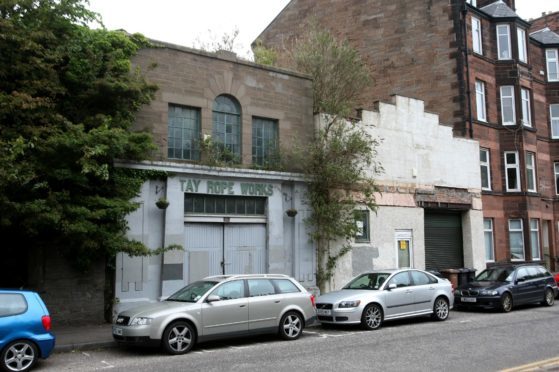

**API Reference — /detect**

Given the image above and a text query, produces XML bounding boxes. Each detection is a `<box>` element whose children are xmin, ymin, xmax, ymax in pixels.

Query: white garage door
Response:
<box><xmin>185</xmin><ymin>223</ymin><xmax>266</xmax><ymax>282</ymax></box>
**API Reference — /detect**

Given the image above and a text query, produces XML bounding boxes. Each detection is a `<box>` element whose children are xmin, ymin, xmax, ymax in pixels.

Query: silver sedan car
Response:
<box><xmin>316</xmin><ymin>269</ymin><xmax>453</xmax><ymax>330</ymax></box>
<box><xmin>113</xmin><ymin>274</ymin><xmax>316</xmax><ymax>354</ymax></box>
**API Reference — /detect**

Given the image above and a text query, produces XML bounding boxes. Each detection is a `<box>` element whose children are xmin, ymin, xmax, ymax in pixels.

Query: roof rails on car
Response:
<box><xmin>204</xmin><ymin>274</ymin><xmax>291</xmax><ymax>280</ymax></box>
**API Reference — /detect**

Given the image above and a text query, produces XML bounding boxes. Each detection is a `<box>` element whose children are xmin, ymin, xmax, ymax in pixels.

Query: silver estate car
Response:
<box><xmin>113</xmin><ymin>274</ymin><xmax>316</xmax><ymax>354</ymax></box>
<box><xmin>316</xmin><ymin>269</ymin><xmax>453</xmax><ymax>330</ymax></box>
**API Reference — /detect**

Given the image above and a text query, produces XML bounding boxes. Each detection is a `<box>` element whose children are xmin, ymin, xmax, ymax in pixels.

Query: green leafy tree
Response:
<box><xmin>286</xmin><ymin>23</ymin><xmax>382</xmax><ymax>292</ymax></box>
<box><xmin>0</xmin><ymin>0</ymin><xmax>168</xmax><ymax>277</ymax></box>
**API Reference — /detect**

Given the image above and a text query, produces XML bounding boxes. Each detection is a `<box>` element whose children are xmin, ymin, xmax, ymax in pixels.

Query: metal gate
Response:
<box><xmin>424</xmin><ymin>212</ymin><xmax>463</xmax><ymax>271</ymax></box>
<box><xmin>185</xmin><ymin>223</ymin><xmax>266</xmax><ymax>282</ymax></box>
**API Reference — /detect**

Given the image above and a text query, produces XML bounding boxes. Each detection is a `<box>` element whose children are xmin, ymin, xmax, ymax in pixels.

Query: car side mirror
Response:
<box><xmin>516</xmin><ymin>277</ymin><xmax>525</xmax><ymax>284</ymax></box>
<box><xmin>387</xmin><ymin>283</ymin><xmax>397</xmax><ymax>290</ymax></box>
<box><xmin>206</xmin><ymin>295</ymin><xmax>221</xmax><ymax>303</ymax></box>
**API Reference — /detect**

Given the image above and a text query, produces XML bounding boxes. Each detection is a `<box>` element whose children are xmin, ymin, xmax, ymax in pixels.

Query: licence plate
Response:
<box><xmin>461</xmin><ymin>297</ymin><xmax>477</xmax><ymax>303</ymax></box>
<box><xmin>113</xmin><ymin>327</ymin><xmax>123</xmax><ymax>336</ymax></box>
<box><xmin>317</xmin><ymin>309</ymin><xmax>332</xmax><ymax>316</ymax></box>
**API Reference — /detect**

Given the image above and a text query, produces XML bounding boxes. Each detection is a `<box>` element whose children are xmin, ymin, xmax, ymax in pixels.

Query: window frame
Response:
<box><xmin>500</xmin><ymin>86</ymin><xmax>516</xmax><ymax>126</ymax></box>
<box><xmin>484</xmin><ymin>218</ymin><xmax>495</xmax><ymax>262</ymax></box>
<box><xmin>504</xmin><ymin>151</ymin><xmax>521</xmax><ymax>192</ymax></box>
<box><xmin>530</xmin><ymin>219</ymin><xmax>541</xmax><ymax>261</ymax></box>
<box><xmin>555</xmin><ymin>162</ymin><xmax>559</xmax><ymax>195</ymax></box>
<box><xmin>252</xmin><ymin>117</ymin><xmax>279</xmax><ymax>167</ymax></box>
<box><xmin>546</xmin><ymin>49</ymin><xmax>559</xmax><ymax>82</ymax></box>
<box><xmin>212</xmin><ymin>95</ymin><xmax>242</xmax><ymax>162</ymax></box>
<box><xmin>355</xmin><ymin>210</ymin><xmax>370</xmax><ymax>243</ymax></box>
<box><xmin>472</xmin><ymin>16</ymin><xmax>483</xmax><ymax>55</ymax></box>
<box><xmin>520</xmin><ymin>88</ymin><xmax>532</xmax><ymax>127</ymax></box>
<box><xmin>508</xmin><ymin>218</ymin><xmax>525</xmax><ymax>261</ymax></box>
<box><xmin>475</xmin><ymin>80</ymin><xmax>487</xmax><ymax>122</ymax></box>
<box><xmin>517</xmin><ymin>27</ymin><xmax>527</xmax><ymax>63</ymax></box>
<box><xmin>496</xmin><ymin>24</ymin><xmax>512</xmax><ymax>60</ymax></box>
<box><xmin>525</xmin><ymin>152</ymin><xmax>536</xmax><ymax>193</ymax></box>
<box><xmin>550</xmin><ymin>104</ymin><xmax>559</xmax><ymax>139</ymax></box>
<box><xmin>480</xmin><ymin>148</ymin><xmax>491</xmax><ymax>191</ymax></box>
<box><xmin>167</xmin><ymin>104</ymin><xmax>201</xmax><ymax>161</ymax></box>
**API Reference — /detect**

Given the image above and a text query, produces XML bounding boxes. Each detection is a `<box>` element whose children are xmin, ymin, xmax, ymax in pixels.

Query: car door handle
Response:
<box><xmin>405</xmin><ymin>290</ymin><xmax>413</xmax><ymax>294</ymax></box>
<box><xmin>274</xmin><ymin>300</ymin><xmax>281</xmax><ymax>303</ymax></box>
<box><xmin>429</xmin><ymin>287</ymin><xmax>435</xmax><ymax>290</ymax></box>
<box><xmin>239</xmin><ymin>304</ymin><xmax>246</xmax><ymax>307</ymax></box>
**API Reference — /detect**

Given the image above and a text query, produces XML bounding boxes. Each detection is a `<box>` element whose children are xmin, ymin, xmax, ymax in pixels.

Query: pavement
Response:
<box><xmin>53</xmin><ymin>323</ymin><xmax>115</xmax><ymax>352</ymax></box>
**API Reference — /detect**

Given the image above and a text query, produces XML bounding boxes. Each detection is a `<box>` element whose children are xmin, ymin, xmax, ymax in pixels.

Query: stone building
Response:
<box><xmin>257</xmin><ymin>0</ymin><xmax>559</xmax><ymax>271</ymax></box>
<box><xmin>113</xmin><ymin>41</ymin><xmax>317</xmax><ymax>312</ymax></box>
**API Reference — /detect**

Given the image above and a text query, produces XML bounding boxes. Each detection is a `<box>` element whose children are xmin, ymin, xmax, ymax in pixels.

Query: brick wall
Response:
<box><xmin>257</xmin><ymin>0</ymin><xmax>464</xmax><ymax>130</ymax></box>
<box><xmin>132</xmin><ymin>43</ymin><xmax>313</xmax><ymax>169</ymax></box>
<box><xmin>40</xmin><ymin>253</ymin><xmax>106</xmax><ymax>325</ymax></box>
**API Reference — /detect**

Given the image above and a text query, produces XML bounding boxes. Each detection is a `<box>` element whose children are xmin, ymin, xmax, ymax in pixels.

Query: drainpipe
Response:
<box><xmin>462</xmin><ymin>3</ymin><xmax>474</xmax><ymax>139</ymax></box>
<box><xmin>159</xmin><ymin>178</ymin><xmax>168</xmax><ymax>299</ymax></box>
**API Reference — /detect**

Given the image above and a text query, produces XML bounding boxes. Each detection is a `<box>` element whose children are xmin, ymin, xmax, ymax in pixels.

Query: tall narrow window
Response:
<box><xmin>551</xmin><ymin>104</ymin><xmax>559</xmax><ymax>139</ymax></box>
<box><xmin>525</xmin><ymin>152</ymin><xmax>536</xmax><ymax>192</ymax></box>
<box><xmin>355</xmin><ymin>210</ymin><xmax>370</xmax><ymax>243</ymax></box>
<box><xmin>252</xmin><ymin>117</ymin><xmax>279</xmax><ymax>167</ymax></box>
<box><xmin>467</xmin><ymin>0</ymin><xmax>477</xmax><ymax>6</ymax></box>
<box><xmin>530</xmin><ymin>219</ymin><xmax>541</xmax><ymax>260</ymax></box>
<box><xmin>504</xmin><ymin>151</ymin><xmax>520</xmax><ymax>192</ymax></box>
<box><xmin>509</xmin><ymin>219</ymin><xmax>525</xmax><ymax>261</ymax></box>
<box><xmin>520</xmin><ymin>88</ymin><xmax>531</xmax><ymax>127</ymax></box>
<box><xmin>480</xmin><ymin>148</ymin><xmax>491</xmax><ymax>190</ymax></box>
<box><xmin>546</xmin><ymin>49</ymin><xmax>559</xmax><ymax>82</ymax></box>
<box><xmin>500</xmin><ymin>86</ymin><xmax>515</xmax><ymax>125</ymax></box>
<box><xmin>168</xmin><ymin>104</ymin><xmax>201</xmax><ymax>160</ymax></box>
<box><xmin>484</xmin><ymin>218</ymin><xmax>495</xmax><ymax>262</ymax></box>
<box><xmin>475</xmin><ymin>80</ymin><xmax>486</xmax><ymax>121</ymax></box>
<box><xmin>472</xmin><ymin>17</ymin><xmax>482</xmax><ymax>55</ymax></box>
<box><xmin>212</xmin><ymin>95</ymin><xmax>241</xmax><ymax>162</ymax></box>
<box><xmin>517</xmin><ymin>27</ymin><xmax>527</xmax><ymax>63</ymax></box>
<box><xmin>555</xmin><ymin>162</ymin><xmax>559</xmax><ymax>195</ymax></box>
<box><xmin>497</xmin><ymin>24</ymin><xmax>511</xmax><ymax>60</ymax></box>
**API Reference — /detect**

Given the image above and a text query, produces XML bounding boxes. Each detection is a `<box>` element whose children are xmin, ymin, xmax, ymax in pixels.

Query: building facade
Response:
<box><xmin>257</xmin><ymin>0</ymin><xmax>559</xmax><ymax>271</ymax></box>
<box><xmin>113</xmin><ymin>42</ymin><xmax>318</xmax><ymax>312</ymax></box>
<box><xmin>329</xmin><ymin>96</ymin><xmax>483</xmax><ymax>289</ymax></box>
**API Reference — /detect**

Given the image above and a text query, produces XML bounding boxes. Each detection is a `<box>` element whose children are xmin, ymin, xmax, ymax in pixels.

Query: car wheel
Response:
<box><xmin>161</xmin><ymin>321</ymin><xmax>195</xmax><ymax>355</ymax></box>
<box><xmin>500</xmin><ymin>293</ymin><xmax>513</xmax><ymax>313</ymax></box>
<box><xmin>1</xmin><ymin>339</ymin><xmax>38</xmax><ymax>372</ymax></box>
<box><xmin>543</xmin><ymin>288</ymin><xmax>555</xmax><ymax>307</ymax></box>
<box><xmin>361</xmin><ymin>303</ymin><xmax>383</xmax><ymax>330</ymax></box>
<box><xmin>279</xmin><ymin>311</ymin><xmax>303</xmax><ymax>340</ymax></box>
<box><xmin>432</xmin><ymin>296</ymin><xmax>449</xmax><ymax>321</ymax></box>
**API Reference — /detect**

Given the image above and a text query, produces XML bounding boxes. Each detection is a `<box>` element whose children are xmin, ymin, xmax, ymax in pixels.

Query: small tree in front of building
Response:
<box><xmin>286</xmin><ymin>23</ymin><xmax>382</xmax><ymax>292</ymax></box>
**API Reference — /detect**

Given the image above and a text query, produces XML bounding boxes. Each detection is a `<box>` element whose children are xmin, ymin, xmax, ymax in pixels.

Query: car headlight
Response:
<box><xmin>338</xmin><ymin>300</ymin><xmax>361</xmax><ymax>308</ymax></box>
<box><xmin>480</xmin><ymin>290</ymin><xmax>498</xmax><ymax>296</ymax></box>
<box><xmin>130</xmin><ymin>317</ymin><xmax>153</xmax><ymax>326</ymax></box>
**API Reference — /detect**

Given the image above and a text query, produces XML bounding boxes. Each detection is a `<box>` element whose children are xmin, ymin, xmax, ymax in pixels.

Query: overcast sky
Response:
<box><xmin>88</xmin><ymin>0</ymin><xmax>559</xmax><ymax>58</ymax></box>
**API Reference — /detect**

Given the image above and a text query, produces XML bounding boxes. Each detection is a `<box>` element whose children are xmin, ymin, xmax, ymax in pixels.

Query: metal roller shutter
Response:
<box><xmin>424</xmin><ymin>212</ymin><xmax>464</xmax><ymax>271</ymax></box>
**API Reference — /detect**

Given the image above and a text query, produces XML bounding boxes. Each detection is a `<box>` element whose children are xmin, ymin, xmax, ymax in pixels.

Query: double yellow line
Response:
<box><xmin>501</xmin><ymin>356</ymin><xmax>559</xmax><ymax>371</ymax></box>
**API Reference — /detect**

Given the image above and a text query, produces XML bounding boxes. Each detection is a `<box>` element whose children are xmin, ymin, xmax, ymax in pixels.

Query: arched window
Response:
<box><xmin>212</xmin><ymin>95</ymin><xmax>241</xmax><ymax>161</ymax></box>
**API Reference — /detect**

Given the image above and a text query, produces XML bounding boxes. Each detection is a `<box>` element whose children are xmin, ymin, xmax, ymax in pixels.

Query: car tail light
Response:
<box><xmin>310</xmin><ymin>294</ymin><xmax>316</xmax><ymax>307</ymax></box>
<box><xmin>42</xmin><ymin>315</ymin><xmax>51</xmax><ymax>331</ymax></box>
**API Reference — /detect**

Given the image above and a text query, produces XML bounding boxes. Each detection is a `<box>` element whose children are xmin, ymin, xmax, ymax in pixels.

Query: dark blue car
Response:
<box><xmin>455</xmin><ymin>264</ymin><xmax>558</xmax><ymax>312</ymax></box>
<box><xmin>0</xmin><ymin>290</ymin><xmax>55</xmax><ymax>372</ymax></box>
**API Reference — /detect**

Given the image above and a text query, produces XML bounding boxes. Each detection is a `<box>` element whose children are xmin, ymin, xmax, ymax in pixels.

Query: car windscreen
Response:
<box><xmin>343</xmin><ymin>273</ymin><xmax>391</xmax><ymax>290</ymax></box>
<box><xmin>166</xmin><ymin>281</ymin><xmax>217</xmax><ymax>302</ymax></box>
<box><xmin>475</xmin><ymin>267</ymin><xmax>514</xmax><ymax>283</ymax></box>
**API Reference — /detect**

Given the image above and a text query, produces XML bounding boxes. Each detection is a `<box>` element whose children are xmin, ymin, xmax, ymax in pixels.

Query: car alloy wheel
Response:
<box><xmin>361</xmin><ymin>303</ymin><xmax>383</xmax><ymax>330</ymax></box>
<box><xmin>279</xmin><ymin>311</ymin><xmax>303</xmax><ymax>340</ymax></box>
<box><xmin>1</xmin><ymin>340</ymin><xmax>37</xmax><ymax>372</ymax></box>
<box><xmin>162</xmin><ymin>321</ymin><xmax>195</xmax><ymax>355</ymax></box>
<box><xmin>432</xmin><ymin>297</ymin><xmax>449</xmax><ymax>321</ymax></box>
<box><xmin>543</xmin><ymin>288</ymin><xmax>555</xmax><ymax>306</ymax></box>
<box><xmin>501</xmin><ymin>293</ymin><xmax>513</xmax><ymax>313</ymax></box>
